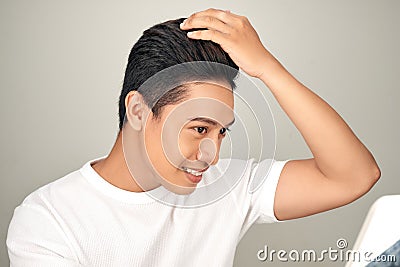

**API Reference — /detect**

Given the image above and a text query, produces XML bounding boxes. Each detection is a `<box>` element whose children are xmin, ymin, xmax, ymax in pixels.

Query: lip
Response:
<box><xmin>184</xmin><ymin>171</ymin><xmax>203</xmax><ymax>184</ymax></box>
<box><xmin>198</xmin><ymin>166</ymin><xmax>209</xmax><ymax>172</ymax></box>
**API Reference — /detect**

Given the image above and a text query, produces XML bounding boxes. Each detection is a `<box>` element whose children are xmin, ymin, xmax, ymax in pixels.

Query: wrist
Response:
<box><xmin>258</xmin><ymin>53</ymin><xmax>284</xmax><ymax>83</ymax></box>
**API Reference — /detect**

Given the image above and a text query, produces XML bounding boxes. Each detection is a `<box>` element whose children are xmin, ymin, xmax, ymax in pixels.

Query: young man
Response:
<box><xmin>7</xmin><ymin>9</ymin><xmax>380</xmax><ymax>266</ymax></box>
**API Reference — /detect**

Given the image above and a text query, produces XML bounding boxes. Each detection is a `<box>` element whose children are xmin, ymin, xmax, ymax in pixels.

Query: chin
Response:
<box><xmin>157</xmin><ymin>170</ymin><xmax>200</xmax><ymax>195</ymax></box>
<box><xmin>163</xmin><ymin>182</ymin><xmax>197</xmax><ymax>195</ymax></box>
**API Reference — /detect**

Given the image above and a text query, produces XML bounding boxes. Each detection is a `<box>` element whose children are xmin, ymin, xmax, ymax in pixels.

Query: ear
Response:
<box><xmin>125</xmin><ymin>91</ymin><xmax>148</xmax><ymax>131</ymax></box>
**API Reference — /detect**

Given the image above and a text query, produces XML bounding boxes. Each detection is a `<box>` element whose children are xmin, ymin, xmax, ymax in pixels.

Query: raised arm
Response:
<box><xmin>180</xmin><ymin>8</ymin><xmax>380</xmax><ymax>220</ymax></box>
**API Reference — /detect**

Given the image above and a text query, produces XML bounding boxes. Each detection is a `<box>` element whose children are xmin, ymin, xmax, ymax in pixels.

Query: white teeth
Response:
<box><xmin>182</xmin><ymin>167</ymin><xmax>203</xmax><ymax>176</ymax></box>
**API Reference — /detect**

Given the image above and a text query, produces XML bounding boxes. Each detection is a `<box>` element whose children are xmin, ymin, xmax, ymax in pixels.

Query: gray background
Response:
<box><xmin>1</xmin><ymin>0</ymin><xmax>399</xmax><ymax>266</ymax></box>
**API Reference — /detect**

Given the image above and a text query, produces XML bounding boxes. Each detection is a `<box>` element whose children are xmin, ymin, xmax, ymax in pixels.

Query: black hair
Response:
<box><xmin>118</xmin><ymin>18</ymin><xmax>239</xmax><ymax>130</ymax></box>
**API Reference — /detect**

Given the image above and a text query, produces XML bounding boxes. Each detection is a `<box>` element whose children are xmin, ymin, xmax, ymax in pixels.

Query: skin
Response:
<box><xmin>94</xmin><ymin>8</ymin><xmax>380</xmax><ymax>221</ymax></box>
<box><xmin>93</xmin><ymin>82</ymin><xmax>235</xmax><ymax>195</ymax></box>
<box><xmin>180</xmin><ymin>8</ymin><xmax>380</xmax><ymax>220</ymax></box>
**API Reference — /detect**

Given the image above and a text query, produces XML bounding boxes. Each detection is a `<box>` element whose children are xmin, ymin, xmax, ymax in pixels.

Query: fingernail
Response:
<box><xmin>180</xmin><ymin>19</ymin><xmax>187</xmax><ymax>27</ymax></box>
<box><xmin>187</xmin><ymin>31</ymin><xmax>194</xmax><ymax>37</ymax></box>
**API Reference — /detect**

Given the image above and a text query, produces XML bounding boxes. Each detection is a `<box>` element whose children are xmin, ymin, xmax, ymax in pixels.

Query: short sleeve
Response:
<box><xmin>248</xmin><ymin>159</ymin><xmax>290</xmax><ymax>224</ymax></box>
<box><xmin>237</xmin><ymin>159</ymin><xmax>289</xmax><ymax>239</ymax></box>
<box><xmin>7</xmin><ymin>202</ymin><xmax>82</xmax><ymax>267</ymax></box>
<box><xmin>253</xmin><ymin>159</ymin><xmax>290</xmax><ymax>223</ymax></box>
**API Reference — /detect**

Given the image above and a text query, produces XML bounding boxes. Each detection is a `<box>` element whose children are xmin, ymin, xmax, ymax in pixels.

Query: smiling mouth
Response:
<box><xmin>180</xmin><ymin>167</ymin><xmax>206</xmax><ymax>177</ymax></box>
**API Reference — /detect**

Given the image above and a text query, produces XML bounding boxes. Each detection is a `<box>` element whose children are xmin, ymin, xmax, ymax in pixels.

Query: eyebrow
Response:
<box><xmin>187</xmin><ymin>117</ymin><xmax>235</xmax><ymax>128</ymax></box>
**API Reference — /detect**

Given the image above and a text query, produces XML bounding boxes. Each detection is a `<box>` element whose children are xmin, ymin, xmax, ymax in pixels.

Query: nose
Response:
<box><xmin>196</xmin><ymin>137</ymin><xmax>221</xmax><ymax>166</ymax></box>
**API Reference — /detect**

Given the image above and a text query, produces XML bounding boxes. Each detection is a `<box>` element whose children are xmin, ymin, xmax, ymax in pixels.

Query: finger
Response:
<box><xmin>188</xmin><ymin>8</ymin><xmax>235</xmax><ymax>24</ymax></box>
<box><xmin>222</xmin><ymin>9</ymin><xmax>242</xmax><ymax>19</ymax></box>
<box><xmin>180</xmin><ymin>15</ymin><xmax>232</xmax><ymax>34</ymax></box>
<box><xmin>187</xmin><ymin>9</ymin><xmax>247</xmax><ymax>30</ymax></box>
<box><xmin>186</xmin><ymin>29</ymin><xmax>227</xmax><ymax>45</ymax></box>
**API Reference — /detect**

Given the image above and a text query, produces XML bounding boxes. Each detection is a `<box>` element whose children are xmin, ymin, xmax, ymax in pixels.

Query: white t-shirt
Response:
<box><xmin>7</xmin><ymin>157</ymin><xmax>289</xmax><ymax>267</ymax></box>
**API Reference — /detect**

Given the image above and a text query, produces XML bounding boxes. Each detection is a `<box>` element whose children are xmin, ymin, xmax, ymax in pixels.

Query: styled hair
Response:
<box><xmin>118</xmin><ymin>18</ymin><xmax>239</xmax><ymax>130</ymax></box>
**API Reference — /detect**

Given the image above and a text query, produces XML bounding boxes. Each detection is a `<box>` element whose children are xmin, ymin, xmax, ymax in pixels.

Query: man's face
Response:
<box><xmin>144</xmin><ymin>82</ymin><xmax>235</xmax><ymax>194</ymax></box>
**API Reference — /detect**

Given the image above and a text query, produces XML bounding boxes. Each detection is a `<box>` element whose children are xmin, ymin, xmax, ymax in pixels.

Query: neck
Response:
<box><xmin>92</xmin><ymin>131</ymin><xmax>144</xmax><ymax>192</ymax></box>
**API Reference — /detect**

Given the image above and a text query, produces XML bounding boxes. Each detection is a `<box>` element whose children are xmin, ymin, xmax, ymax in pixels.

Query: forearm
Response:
<box><xmin>259</xmin><ymin>53</ymin><xmax>380</xmax><ymax>182</ymax></box>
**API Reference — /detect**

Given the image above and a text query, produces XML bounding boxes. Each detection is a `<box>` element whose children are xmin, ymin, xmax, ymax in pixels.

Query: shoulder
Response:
<box><xmin>9</xmin><ymin>163</ymin><xmax>90</xmax><ymax>231</ymax></box>
<box><xmin>19</xmin><ymin>169</ymin><xmax>85</xmax><ymax>209</ymax></box>
<box><xmin>7</xmin><ymin>169</ymin><xmax>84</xmax><ymax>240</ymax></box>
<box><xmin>207</xmin><ymin>158</ymin><xmax>290</xmax><ymax>227</ymax></box>
<box><xmin>6</xmin><ymin>170</ymin><xmax>83</xmax><ymax>264</ymax></box>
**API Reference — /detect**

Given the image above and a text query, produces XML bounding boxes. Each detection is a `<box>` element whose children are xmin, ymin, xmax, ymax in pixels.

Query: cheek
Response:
<box><xmin>178</xmin><ymin>131</ymin><xmax>199</xmax><ymax>159</ymax></box>
<box><xmin>144</xmin><ymin>125</ymin><xmax>163</xmax><ymax>160</ymax></box>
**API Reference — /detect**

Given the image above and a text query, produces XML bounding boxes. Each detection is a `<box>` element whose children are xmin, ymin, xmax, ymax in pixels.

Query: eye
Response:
<box><xmin>219</xmin><ymin>127</ymin><xmax>230</xmax><ymax>136</ymax></box>
<box><xmin>194</xmin><ymin>127</ymin><xmax>207</xmax><ymax>134</ymax></box>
